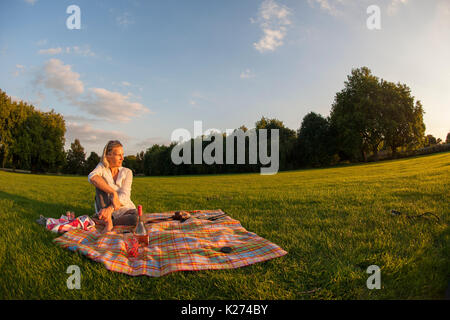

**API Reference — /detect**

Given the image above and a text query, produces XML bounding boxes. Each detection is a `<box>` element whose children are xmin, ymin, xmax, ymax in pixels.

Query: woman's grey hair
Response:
<box><xmin>101</xmin><ymin>140</ymin><xmax>123</xmax><ymax>168</ymax></box>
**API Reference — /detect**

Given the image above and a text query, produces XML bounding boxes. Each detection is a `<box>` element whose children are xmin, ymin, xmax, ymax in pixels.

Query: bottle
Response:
<box><xmin>135</xmin><ymin>205</ymin><xmax>147</xmax><ymax>235</ymax></box>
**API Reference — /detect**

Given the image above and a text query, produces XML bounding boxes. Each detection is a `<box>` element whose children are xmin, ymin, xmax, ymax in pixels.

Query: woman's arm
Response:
<box><xmin>90</xmin><ymin>175</ymin><xmax>116</xmax><ymax>194</ymax></box>
<box><xmin>90</xmin><ymin>175</ymin><xmax>122</xmax><ymax>210</ymax></box>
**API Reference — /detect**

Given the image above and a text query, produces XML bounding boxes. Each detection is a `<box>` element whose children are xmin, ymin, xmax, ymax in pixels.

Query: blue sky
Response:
<box><xmin>1</xmin><ymin>0</ymin><xmax>449</xmax><ymax>156</ymax></box>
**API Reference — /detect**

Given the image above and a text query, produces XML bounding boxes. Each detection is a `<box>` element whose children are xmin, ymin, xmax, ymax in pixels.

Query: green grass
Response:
<box><xmin>1</xmin><ymin>152</ymin><xmax>449</xmax><ymax>299</ymax></box>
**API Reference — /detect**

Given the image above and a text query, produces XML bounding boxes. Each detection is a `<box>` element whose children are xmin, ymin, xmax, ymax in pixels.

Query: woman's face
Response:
<box><xmin>106</xmin><ymin>146</ymin><xmax>124</xmax><ymax>168</ymax></box>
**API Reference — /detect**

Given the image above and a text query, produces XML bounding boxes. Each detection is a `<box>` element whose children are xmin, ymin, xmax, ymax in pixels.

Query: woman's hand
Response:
<box><xmin>99</xmin><ymin>205</ymin><xmax>114</xmax><ymax>221</ymax></box>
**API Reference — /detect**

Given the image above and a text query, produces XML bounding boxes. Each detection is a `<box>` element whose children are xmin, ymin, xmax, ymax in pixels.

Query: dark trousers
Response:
<box><xmin>95</xmin><ymin>188</ymin><xmax>138</xmax><ymax>226</ymax></box>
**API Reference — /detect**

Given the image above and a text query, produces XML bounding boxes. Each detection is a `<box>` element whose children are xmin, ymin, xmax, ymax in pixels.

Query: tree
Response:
<box><xmin>64</xmin><ymin>139</ymin><xmax>86</xmax><ymax>174</ymax></box>
<box><xmin>123</xmin><ymin>155</ymin><xmax>137</xmax><ymax>173</ymax></box>
<box><xmin>0</xmin><ymin>89</ymin><xmax>66</xmax><ymax>172</ymax></box>
<box><xmin>136</xmin><ymin>151</ymin><xmax>145</xmax><ymax>174</ymax></box>
<box><xmin>0</xmin><ymin>90</ymin><xmax>15</xmax><ymax>168</ymax></box>
<box><xmin>255</xmin><ymin>116</ymin><xmax>297</xmax><ymax>171</ymax></box>
<box><xmin>143</xmin><ymin>144</ymin><xmax>175</xmax><ymax>176</ymax></box>
<box><xmin>5</xmin><ymin>98</ymin><xmax>34</xmax><ymax>169</ymax></box>
<box><xmin>238</xmin><ymin>125</ymin><xmax>248</xmax><ymax>132</ymax></box>
<box><xmin>380</xmin><ymin>81</ymin><xmax>425</xmax><ymax>156</ymax></box>
<box><xmin>330</xmin><ymin>67</ymin><xmax>384</xmax><ymax>161</ymax></box>
<box><xmin>330</xmin><ymin>67</ymin><xmax>426</xmax><ymax>160</ymax></box>
<box><xmin>84</xmin><ymin>151</ymin><xmax>100</xmax><ymax>175</ymax></box>
<box><xmin>446</xmin><ymin>132</ymin><xmax>450</xmax><ymax>144</ymax></box>
<box><xmin>297</xmin><ymin>112</ymin><xmax>336</xmax><ymax>166</ymax></box>
<box><xmin>425</xmin><ymin>134</ymin><xmax>437</xmax><ymax>147</ymax></box>
<box><xmin>30</xmin><ymin>109</ymin><xmax>66</xmax><ymax>172</ymax></box>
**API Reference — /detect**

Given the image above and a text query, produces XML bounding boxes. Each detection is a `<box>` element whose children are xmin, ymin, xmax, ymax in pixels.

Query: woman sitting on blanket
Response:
<box><xmin>88</xmin><ymin>140</ymin><xmax>138</xmax><ymax>233</ymax></box>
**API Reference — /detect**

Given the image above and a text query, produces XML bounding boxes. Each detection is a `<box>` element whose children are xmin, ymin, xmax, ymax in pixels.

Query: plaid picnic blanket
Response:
<box><xmin>53</xmin><ymin>209</ymin><xmax>287</xmax><ymax>277</ymax></box>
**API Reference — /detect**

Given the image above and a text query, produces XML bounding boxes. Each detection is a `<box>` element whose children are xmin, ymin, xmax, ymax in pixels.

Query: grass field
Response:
<box><xmin>0</xmin><ymin>152</ymin><xmax>448</xmax><ymax>299</ymax></box>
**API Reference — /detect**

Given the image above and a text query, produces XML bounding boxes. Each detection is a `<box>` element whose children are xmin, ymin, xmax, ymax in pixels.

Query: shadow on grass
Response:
<box><xmin>0</xmin><ymin>190</ymin><xmax>94</xmax><ymax>222</ymax></box>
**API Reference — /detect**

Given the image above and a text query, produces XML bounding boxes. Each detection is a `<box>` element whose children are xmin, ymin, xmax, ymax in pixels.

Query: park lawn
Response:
<box><xmin>0</xmin><ymin>152</ymin><xmax>448</xmax><ymax>299</ymax></box>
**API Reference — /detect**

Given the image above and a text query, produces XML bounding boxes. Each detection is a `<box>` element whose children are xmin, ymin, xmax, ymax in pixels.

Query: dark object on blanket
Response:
<box><xmin>174</xmin><ymin>211</ymin><xmax>191</xmax><ymax>222</ymax></box>
<box><xmin>144</xmin><ymin>211</ymin><xmax>190</xmax><ymax>224</ymax></box>
<box><xmin>181</xmin><ymin>212</ymin><xmax>228</xmax><ymax>223</ymax></box>
<box><xmin>145</xmin><ymin>211</ymin><xmax>228</xmax><ymax>224</ymax></box>
<box><xmin>220</xmin><ymin>246</ymin><xmax>233</xmax><ymax>254</ymax></box>
<box><xmin>205</xmin><ymin>213</ymin><xmax>227</xmax><ymax>221</ymax></box>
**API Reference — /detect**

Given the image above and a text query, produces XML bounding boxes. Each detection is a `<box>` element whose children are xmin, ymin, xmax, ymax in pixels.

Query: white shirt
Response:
<box><xmin>88</xmin><ymin>162</ymin><xmax>136</xmax><ymax>217</ymax></box>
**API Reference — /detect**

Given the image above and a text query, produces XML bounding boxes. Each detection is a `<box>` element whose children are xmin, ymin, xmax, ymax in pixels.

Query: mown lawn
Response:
<box><xmin>0</xmin><ymin>152</ymin><xmax>448</xmax><ymax>299</ymax></box>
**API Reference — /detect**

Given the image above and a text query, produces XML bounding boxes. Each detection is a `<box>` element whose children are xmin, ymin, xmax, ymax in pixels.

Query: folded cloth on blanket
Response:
<box><xmin>53</xmin><ymin>209</ymin><xmax>287</xmax><ymax>277</ymax></box>
<box><xmin>45</xmin><ymin>214</ymin><xmax>96</xmax><ymax>233</ymax></box>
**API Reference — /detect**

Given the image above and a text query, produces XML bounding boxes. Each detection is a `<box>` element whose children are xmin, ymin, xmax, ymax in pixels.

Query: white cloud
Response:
<box><xmin>254</xmin><ymin>28</ymin><xmax>287</xmax><ymax>53</ymax></box>
<box><xmin>63</xmin><ymin>114</ymin><xmax>100</xmax><ymax>122</ymax></box>
<box><xmin>38</xmin><ymin>45</ymin><xmax>95</xmax><ymax>57</ymax></box>
<box><xmin>13</xmin><ymin>64</ymin><xmax>25</xmax><ymax>77</ymax></box>
<box><xmin>307</xmin><ymin>0</ymin><xmax>340</xmax><ymax>16</ymax></box>
<box><xmin>38</xmin><ymin>47</ymin><xmax>62</xmax><ymax>55</ymax></box>
<box><xmin>252</xmin><ymin>0</ymin><xmax>292</xmax><ymax>53</ymax></box>
<box><xmin>258</xmin><ymin>0</ymin><xmax>291</xmax><ymax>24</ymax></box>
<box><xmin>25</xmin><ymin>0</ymin><xmax>37</xmax><ymax>5</ymax></box>
<box><xmin>42</xmin><ymin>58</ymin><xmax>84</xmax><ymax>97</ymax></box>
<box><xmin>308</xmin><ymin>0</ymin><xmax>362</xmax><ymax>16</ymax></box>
<box><xmin>66</xmin><ymin>46</ymin><xmax>96</xmax><ymax>57</ymax></box>
<box><xmin>35</xmin><ymin>58</ymin><xmax>84</xmax><ymax>101</ymax></box>
<box><xmin>65</xmin><ymin>122</ymin><xmax>131</xmax><ymax>148</ymax></box>
<box><xmin>78</xmin><ymin>88</ymin><xmax>150</xmax><ymax>122</ymax></box>
<box><xmin>34</xmin><ymin>59</ymin><xmax>149</xmax><ymax>122</ymax></box>
<box><xmin>240</xmin><ymin>68</ymin><xmax>255</xmax><ymax>79</ymax></box>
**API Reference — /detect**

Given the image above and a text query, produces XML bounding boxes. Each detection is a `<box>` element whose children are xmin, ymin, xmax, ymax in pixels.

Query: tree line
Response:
<box><xmin>0</xmin><ymin>90</ymin><xmax>66</xmax><ymax>172</ymax></box>
<box><xmin>1</xmin><ymin>67</ymin><xmax>449</xmax><ymax>175</ymax></box>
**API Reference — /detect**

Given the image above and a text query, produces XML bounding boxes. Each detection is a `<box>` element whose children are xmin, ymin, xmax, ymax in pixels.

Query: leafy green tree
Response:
<box><xmin>330</xmin><ymin>67</ymin><xmax>426</xmax><ymax>160</ymax></box>
<box><xmin>136</xmin><ymin>151</ymin><xmax>145</xmax><ymax>174</ymax></box>
<box><xmin>425</xmin><ymin>134</ymin><xmax>437</xmax><ymax>147</ymax></box>
<box><xmin>297</xmin><ymin>112</ymin><xmax>336</xmax><ymax>166</ymax></box>
<box><xmin>380</xmin><ymin>81</ymin><xmax>425</xmax><ymax>156</ymax></box>
<box><xmin>64</xmin><ymin>139</ymin><xmax>86</xmax><ymax>174</ymax></box>
<box><xmin>255</xmin><ymin>116</ymin><xmax>297</xmax><ymax>171</ymax></box>
<box><xmin>0</xmin><ymin>90</ymin><xmax>15</xmax><ymax>168</ymax></box>
<box><xmin>32</xmin><ymin>110</ymin><xmax>66</xmax><ymax>172</ymax></box>
<box><xmin>0</xmin><ymin>90</ymin><xmax>66</xmax><ymax>172</ymax></box>
<box><xmin>5</xmin><ymin>99</ymin><xmax>32</xmax><ymax>169</ymax></box>
<box><xmin>123</xmin><ymin>155</ymin><xmax>137</xmax><ymax>173</ymax></box>
<box><xmin>330</xmin><ymin>67</ymin><xmax>384</xmax><ymax>161</ymax></box>
<box><xmin>143</xmin><ymin>144</ymin><xmax>174</xmax><ymax>176</ymax></box>
<box><xmin>84</xmin><ymin>151</ymin><xmax>100</xmax><ymax>175</ymax></box>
